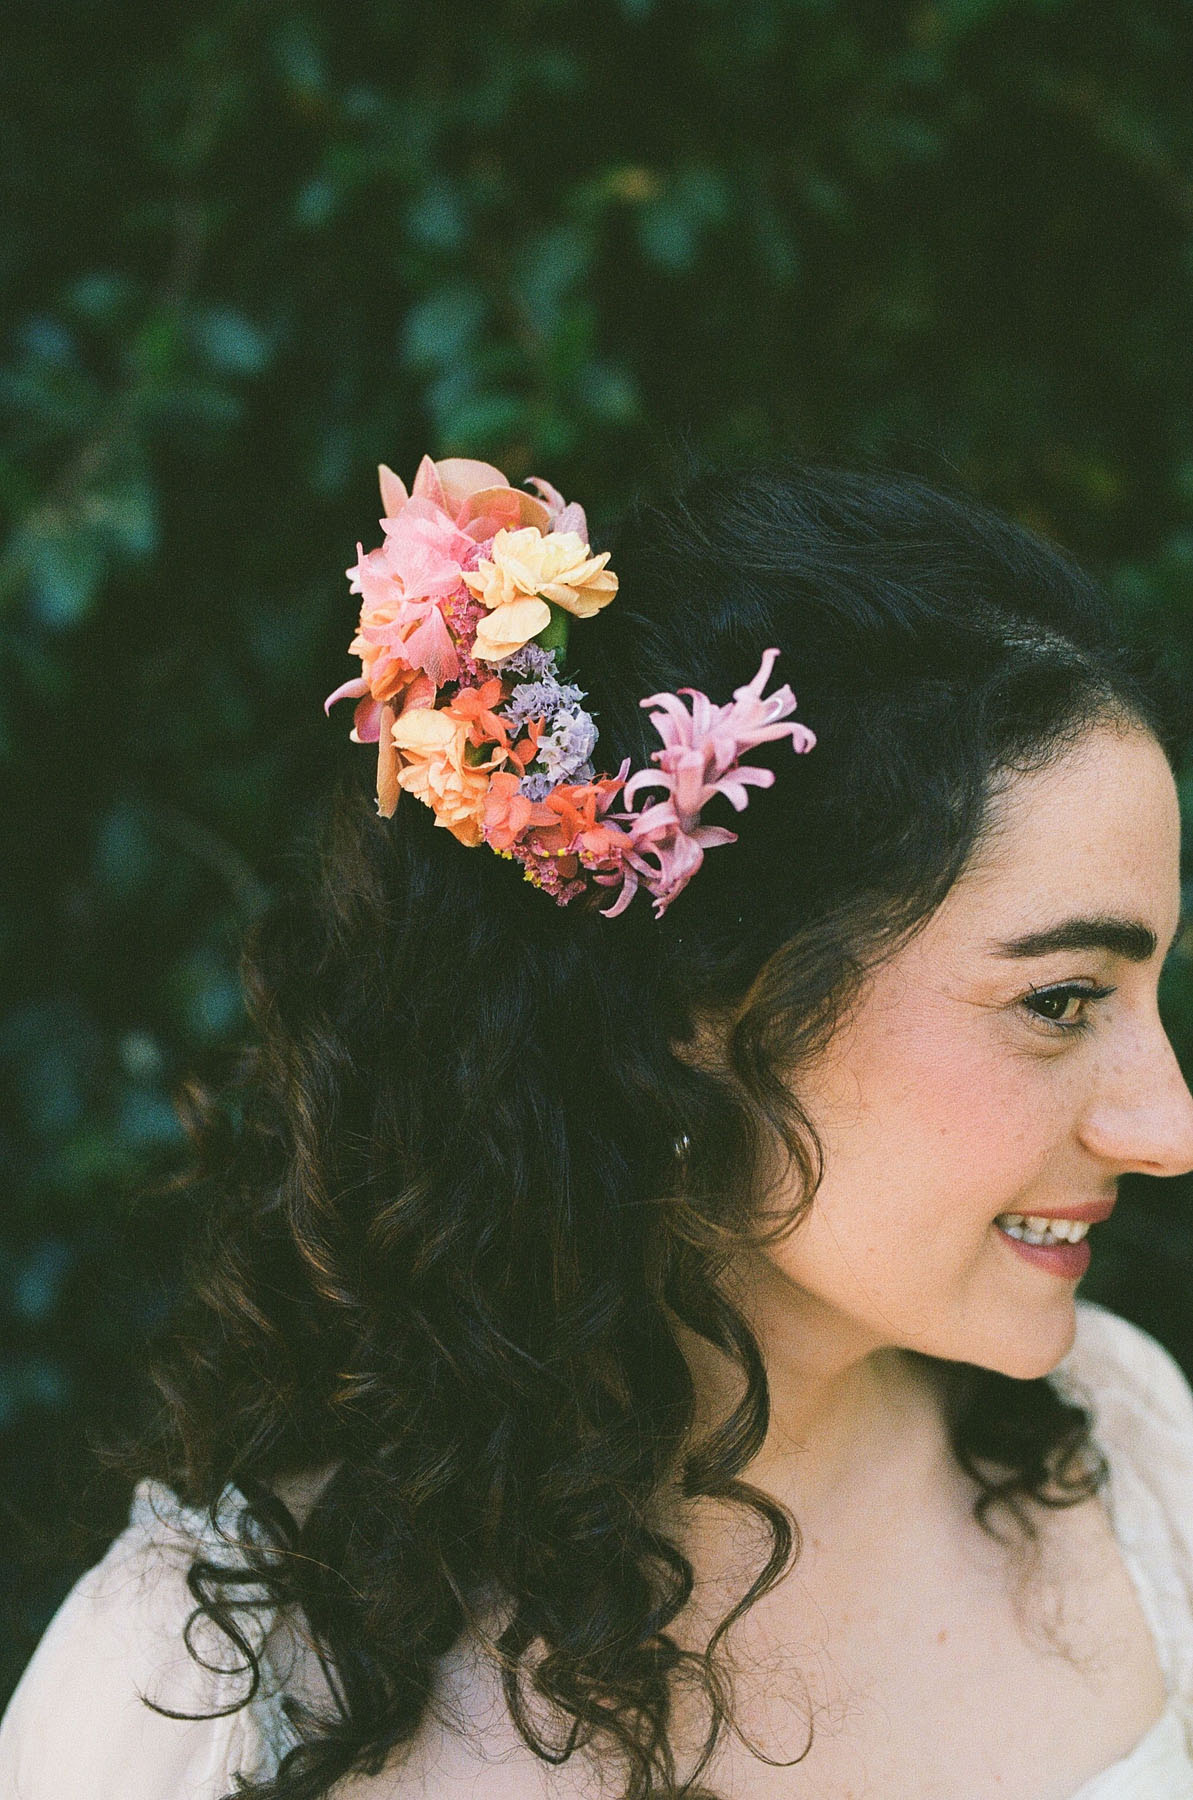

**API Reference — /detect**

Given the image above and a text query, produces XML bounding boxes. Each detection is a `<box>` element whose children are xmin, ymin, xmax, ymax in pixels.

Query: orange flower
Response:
<box><xmin>446</xmin><ymin>677</ymin><xmax>513</xmax><ymax>749</ymax></box>
<box><xmin>483</xmin><ymin>771</ymin><xmax>558</xmax><ymax>853</ymax></box>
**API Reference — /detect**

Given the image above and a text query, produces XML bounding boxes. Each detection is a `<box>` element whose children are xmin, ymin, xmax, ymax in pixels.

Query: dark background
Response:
<box><xmin>4</xmin><ymin>0</ymin><xmax>1193</xmax><ymax>1708</ymax></box>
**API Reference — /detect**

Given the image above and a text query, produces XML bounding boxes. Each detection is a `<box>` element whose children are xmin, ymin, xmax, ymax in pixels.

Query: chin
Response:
<box><xmin>984</xmin><ymin>1303</ymin><xmax>1080</xmax><ymax>1381</ymax></box>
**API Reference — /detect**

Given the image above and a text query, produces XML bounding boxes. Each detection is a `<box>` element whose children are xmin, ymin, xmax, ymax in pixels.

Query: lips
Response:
<box><xmin>996</xmin><ymin>1224</ymin><xmax>1092</xmax><ymax>1280</ymax></box>
<box><xmin>995</xmin><ymin>1199</ymin><xmax>1115</xmax><ymax>1226</ymax></box>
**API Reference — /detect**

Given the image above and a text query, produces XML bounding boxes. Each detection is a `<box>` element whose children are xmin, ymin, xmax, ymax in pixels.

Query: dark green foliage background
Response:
<box><xmin>4</xmin><ymin>0</ymin><xmax>1193</xmax><ymax>1705</ymax></box>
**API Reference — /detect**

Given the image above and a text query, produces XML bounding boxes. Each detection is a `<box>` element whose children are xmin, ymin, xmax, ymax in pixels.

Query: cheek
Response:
<box><xmin>775</xmin><ymin>1013</ymin><xmax>1077</xmax><ymax>1281</ymax></box>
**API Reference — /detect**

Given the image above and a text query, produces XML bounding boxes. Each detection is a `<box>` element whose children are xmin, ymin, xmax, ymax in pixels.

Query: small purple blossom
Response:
<box><xmin>495</xmin><ymin>642</ymin><xmax>559</xmax><ymax>682</ymax></box>
<box><xmin>524</xmin><ymin>706</ymin><xmax>599</xmax><ymax>787</ymax></box>
<box><xmin>503</xmin><ymin>677</ymin><xmax>587</xmax><ymax>725</ymax></box>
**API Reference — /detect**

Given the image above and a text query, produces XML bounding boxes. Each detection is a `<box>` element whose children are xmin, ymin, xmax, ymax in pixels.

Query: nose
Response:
<box><xmin>1078</xmin><ymin>1013</ymin><xmax>1193</xmax><ymax>1178</ymax></box>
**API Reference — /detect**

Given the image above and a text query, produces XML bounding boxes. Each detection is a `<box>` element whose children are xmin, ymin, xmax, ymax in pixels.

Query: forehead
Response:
<box><xmin>926</xmin><ymin>723</ymin><xmax>1180</xmax><ymax>951</ymax></box>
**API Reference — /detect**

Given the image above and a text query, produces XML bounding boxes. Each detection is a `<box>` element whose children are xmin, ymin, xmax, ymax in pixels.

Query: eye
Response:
<box><xmin>1021</xmin><ymin>982</ymin><xmax>1115</xmax><ymax>1035</ymax></box>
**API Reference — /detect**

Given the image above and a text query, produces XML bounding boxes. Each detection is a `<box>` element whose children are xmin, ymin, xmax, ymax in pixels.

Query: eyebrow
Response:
<box><xmin>991</xmin><ymin>915</ymin><xmax>1160</xmax><ymax>963</ymax></box>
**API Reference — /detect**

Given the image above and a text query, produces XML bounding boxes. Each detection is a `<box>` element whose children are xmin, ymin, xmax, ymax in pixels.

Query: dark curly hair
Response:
<box><xmin>107</xmin><ymin>459</ymin><xmax>1177</xmax><ymax>1799</ymax></box>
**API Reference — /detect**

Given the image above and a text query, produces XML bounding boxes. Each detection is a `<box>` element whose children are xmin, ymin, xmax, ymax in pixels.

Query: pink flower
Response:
<box><xmin>326</xmin><ymin>461</ymin><xmax>569</xmax><ymax>715</ymax></box>
<box><xmin>344</xmin><ymin>497</ymin><xmax>479</xmax><ymax>692</ymax></box>
<box><xmin>524</xmin><ymin>476</ymin><xmax>589</xmax><ymax>543</ymax></box>
<box><xmin>380</xmin><ymin>456</ymin><xmax>552</xmax><ymax>541</ymax></box>
<box><xmin>596</xmin><ymin>648</ymin><xmax>816</xmax><ymax>919</ymax></box>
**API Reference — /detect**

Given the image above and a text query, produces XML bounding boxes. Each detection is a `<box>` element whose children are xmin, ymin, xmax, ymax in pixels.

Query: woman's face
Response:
<box><xmin>757</xmin><ymin>721</ymin><xmax>1193</xmax><ymax>1380</ymax></box>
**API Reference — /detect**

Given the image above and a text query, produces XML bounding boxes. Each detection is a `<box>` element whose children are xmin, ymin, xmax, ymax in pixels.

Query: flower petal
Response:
<box><xmin>324</xmin><ymin>674</ymin><xmax>370</xmax><ymax>715</ymax></box>
<box><xmin>458</xmin><ymin>486</ymin><xmax>552</xmax><ymax>538</ymax></box>
<box><xmin>433</xmin><ymin>459</ymin><xmax>509</xmax><ymax>513</ymax></box>
<box><xmin>411</xmin><ymin>454</ymin><xmax>448</xmax><ymax>511</ymax></box>
<box><xmin>376</xmin><ymin>703</ymin><xmax>401</xmax><ymax>818</ymax></box>
<box><xmin>472</xmin><ymin>597</ymin><xmax>552</xmax><ymax>661</ymax></box>
<box><xmin>399</xmin><ymin>601</ymin><xmax>461</xmax><ymax>687</ymax></box>
<box><xmin>350</xmin><ymin>696</ymin><xmax>383</xmax><ymax>743</ymax></box>
<box><xmin>378</xmin><ymin>464</ymin><xmax>409</xmax><ymax>520</ymax></box>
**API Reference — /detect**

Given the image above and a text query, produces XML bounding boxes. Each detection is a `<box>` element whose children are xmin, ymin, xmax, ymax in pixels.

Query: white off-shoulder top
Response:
<box><xmin>3</xmin><ymin>1297</ymin><xmax>1193</xmax><ymax>1798</ymax></box>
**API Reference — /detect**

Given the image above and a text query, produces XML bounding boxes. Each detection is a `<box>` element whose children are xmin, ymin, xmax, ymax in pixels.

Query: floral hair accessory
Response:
<box><xmin>324</xmin><ymin>456</ymin><xmax>816</xmax><ymax>918</ymax></box>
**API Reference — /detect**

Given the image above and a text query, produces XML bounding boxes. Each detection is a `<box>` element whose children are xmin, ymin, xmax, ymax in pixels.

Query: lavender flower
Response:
<box><xmin>530</xmin><ymin>707</ymin><xmax>599</xmax><ymax>785</ymax></box>
<box><xmin>495</xmin><ymin>642</ymin><xmax>560</xmax><ymax>682</ymax></box>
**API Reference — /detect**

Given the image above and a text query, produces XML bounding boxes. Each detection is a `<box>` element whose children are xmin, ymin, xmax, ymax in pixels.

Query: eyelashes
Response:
<box><xmin>1021</xmin><ymin>981</ymin><xmax>1116</xmax><ymax>1036</ymax></box>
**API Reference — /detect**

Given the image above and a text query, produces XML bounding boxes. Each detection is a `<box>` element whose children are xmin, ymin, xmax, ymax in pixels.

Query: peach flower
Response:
<box><xmin>388</xmin><ymin>703</ymin><xmax>498</xmax><ymax>845</ymax></box>
<box><xmin>462</xmin><ymin>527</ymin><xmax>618</xmax><ymax>662</ymax></box>
<box><xmin>470</xmin><ymin>596</ymin><xmax>554</xmax><ymax>662</ymax></box>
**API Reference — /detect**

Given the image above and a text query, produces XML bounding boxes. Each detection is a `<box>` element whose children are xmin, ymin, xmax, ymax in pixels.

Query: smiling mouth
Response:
<box><xmin>993</xmin><ymin>1213</ymin><xmax>1091</xmax><ymax>1245</ymax></box>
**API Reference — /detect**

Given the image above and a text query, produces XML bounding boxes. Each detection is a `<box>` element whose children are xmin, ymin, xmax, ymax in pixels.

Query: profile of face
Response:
<box><xmin>752</xmin><ymin>721</ymin><xmax>1193</xmax><ymax>1383</ymax></box>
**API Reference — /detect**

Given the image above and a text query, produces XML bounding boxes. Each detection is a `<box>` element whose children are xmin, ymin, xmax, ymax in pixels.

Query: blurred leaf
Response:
<box><xmin>272</xmin><ymin>14</ymin><xmax>325</xmax><ymax>97</ymax></box>
<box><xmin>637</xmin><ymin>166</ymin><xmax>731</xmax><ymax>272</ymax></box>
<box><xmin>169</xmin><ymin>947</ymin><xmax>246</xmax><ymax>1044</ymax></box>
<box><xmin>294</xmin><ymin>175</ymin><xmax>340</xmax><ymax>230</ymax></box>
<box><xmin>17</xmin><ymin>518</ymin><xmax>105</xmax><ymax>628</ymax></box>
<box><xmin>126</xmin><ymin>309</ymin><xmax>184</xmax><ymax>384</ymax></box>
<box><xmin>86</xmin><ymin>471</ymin><xmax>158</xmax><ymax>558</ymax></box>
<box><xmin>514</xmin><ymin>226</ymin><xmax>593</xmax><ymax>334</ymax></box>
<box><xmin>191</xmin><ymin>306</ymin><xmax>275</xmax><ymax>378</ymax></box>
<box><xmin>117</xmin><ymin>1088</ymin><xmax>184</xmax><ymax>1149</ymax></box>
<box><xmin>118</xmin><ymin>1029</ymin><xmax>166</xmax><ymax>1082</ymax></box>
<box><xmin>0</xmin><ymin>1358</ymin><xmax>69</xmax><ymax>1430</ymax></box>
<box><xmin>0</xmin><ymin>1002</ymin><xmax>100</xmax><ymax>1138</ymax></box>
<box><xmin>575</xmin><ymin>360</ymin><xmax>639</xmax><ymax>423</ymax></box>
<box><xmin>93</xmin><ymin>801</ymin><xmax>159</xmax><ymax>902</ymax></box>
<box><xmin>401</xmin><ymin>286</ymin><xmax>488</xmax><ymax>373</ymax></box>
<box><xmin>438</xmin><ymin>389</ymin><xmax>525</xmax><ymax>450</ymax></box>
<box><xmin>10</xmin><ymin>1241</ymin><xmax>74</xmax><ymax>1324</ymax></box>
<box><xmin>405</xmin><ymin>176</ymin><xmax>469</xmax><ymax>251</ymax></box>
<box><xmin>65</xmin><ymin>272</ymin><xmax>136</xmax><ymax>321</ymax></box>
<box><xmin>16</xmin><ymin>318</ymin><xmax>75</xmax><ymax>365</ymax></box>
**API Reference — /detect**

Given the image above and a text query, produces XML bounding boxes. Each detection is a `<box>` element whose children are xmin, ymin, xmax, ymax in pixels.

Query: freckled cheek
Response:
<box><xmin>809</xmin><ymin>1027</ymin><xmax>1071</xmax><ymax>1236</ymax></box>
<box><xmin>877</xmin><ymin>1032</ymin><xmax>1081</xmax><ymax>1230</ymax></box>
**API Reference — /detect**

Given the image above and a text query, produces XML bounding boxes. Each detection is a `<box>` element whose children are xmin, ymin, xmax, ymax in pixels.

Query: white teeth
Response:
<box><xmin>995</xmin><ymin>1213</ymin><xmax>1091</xmax><ymax>1246</ymax></box>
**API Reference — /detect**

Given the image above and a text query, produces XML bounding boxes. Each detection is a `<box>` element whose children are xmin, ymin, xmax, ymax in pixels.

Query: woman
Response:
<box><xmin>4</xmin><ymin>457</ymin><xmax>1193</xmax><ymax>1799</ymax></box>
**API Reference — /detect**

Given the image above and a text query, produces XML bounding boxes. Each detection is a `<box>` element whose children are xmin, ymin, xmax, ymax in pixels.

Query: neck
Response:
<box><xmin>665</xmin><ymin>1246</ymin><xmax>947</xmax><ymax>1533</ymax></box>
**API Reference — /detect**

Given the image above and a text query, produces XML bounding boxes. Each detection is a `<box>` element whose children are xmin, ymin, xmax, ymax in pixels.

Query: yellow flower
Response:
<box><xmin>462</xmin><ymin>527</ymin><xmax>618</xmax><ymax>661</ymax></box>
<box><xmin>472</xmin><ymin>595</ymin><xmax>552</xmax><ymax>662</ymax></box>
<box><xmin>388</xmin><ymin>706</ymin><xmax>492</xmax><ymax>846</ymax></box>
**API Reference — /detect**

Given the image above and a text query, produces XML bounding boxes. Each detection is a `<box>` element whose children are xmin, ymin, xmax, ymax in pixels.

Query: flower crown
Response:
<box><xmin>324</xmin><ymin>457</ymin><xmax>816</xmax><ymax>918</ymax></box>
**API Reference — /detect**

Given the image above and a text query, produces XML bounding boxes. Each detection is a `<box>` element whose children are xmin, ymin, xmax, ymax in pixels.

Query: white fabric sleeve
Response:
<box><xmin>0</xmin><ymin>1479</ymin><xmax>299</xmax><ymax>1800</ymax></box>
<box><xmin>1058</xmin><ymin>1299</ymin><xmax>1193</xmax><ymax>1706</ymax></box>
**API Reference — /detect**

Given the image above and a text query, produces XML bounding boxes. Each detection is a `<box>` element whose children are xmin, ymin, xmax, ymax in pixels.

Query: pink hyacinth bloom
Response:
<box><xmin>597</xmin><ymin>648</ymin><xmax>816</xmax><ymax>919</ymax></box>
